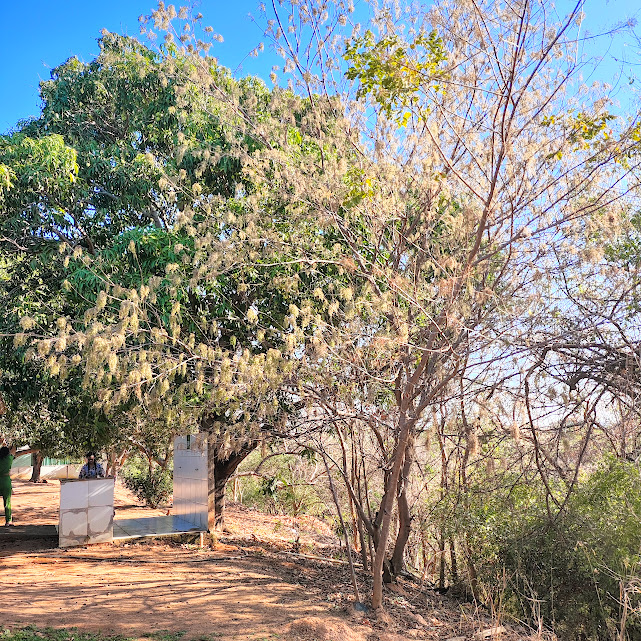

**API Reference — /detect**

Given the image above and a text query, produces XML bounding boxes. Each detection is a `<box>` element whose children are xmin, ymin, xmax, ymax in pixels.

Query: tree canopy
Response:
<box><xmin>2</xmin><ymin>0</ymin><xmax>641</xmax><ymax>629</ymax></box>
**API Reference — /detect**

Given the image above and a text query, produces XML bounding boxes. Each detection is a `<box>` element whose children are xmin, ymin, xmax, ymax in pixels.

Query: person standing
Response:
<box><xmin>0</xmin><ymin>444</ymin><xmax>17</xmax><ymax>526</ymax></box>
<box><xmin>78</xmin><ymin>452</ymin><xmax>105</xmax><ymax>479</ymax></box>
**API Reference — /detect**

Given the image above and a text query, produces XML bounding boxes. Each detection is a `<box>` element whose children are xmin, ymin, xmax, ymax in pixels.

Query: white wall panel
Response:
<box><xmin>59</xmin><ymin>478</ymin><xmax>114</xmax><ymax>547</ymax></box>
<box><xmin>173</xmin><ymin>435</ymin><xmax>207</xmax><ymax>531</ymax></box>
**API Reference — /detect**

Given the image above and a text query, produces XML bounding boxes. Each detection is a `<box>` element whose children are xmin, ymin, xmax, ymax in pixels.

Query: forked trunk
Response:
<box><xmin>371</xmin><ymin>412</ymin><xmax>413</xmax><ymax>609</ymax></box>
<box><xmin>390</xmin><ymin>437</ymin><xmax>414</xmax><ymax>576</ymax></box>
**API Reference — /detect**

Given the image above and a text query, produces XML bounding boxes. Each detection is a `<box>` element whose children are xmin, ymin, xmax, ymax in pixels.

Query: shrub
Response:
<box><xmin>469</xmin><ymin>457</ymin><xmax>641</xmax><ymax>640</ymax></box>
<box><xmin>122</xmin><ymin>457</ymin><xmax>173</xmax><ymax>508</ymax></box>
<box><xmin>233</xmin><ymin>451</ymin><xmax>327</xmax><ymax>518</ymax></box>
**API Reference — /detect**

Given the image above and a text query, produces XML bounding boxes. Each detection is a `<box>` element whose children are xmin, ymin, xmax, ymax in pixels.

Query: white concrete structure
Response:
<box><xmin>11</xmin><ymin>464</ymin><xmax>80</xmax><ymax>480</ymax></box>
<box><xmin>57</xmin><ymin>435</ymin><xmax>208</xmax><ymax>547</ymax></box>
<box><xmin>172</xmin><ymin>434</ymin><xmax>208</xmax><ymax>531</ymax></box>
<box><xmin>59</xmin><ymin>478</ymin><xmax>115</xmax><ymax>547</ymax></box>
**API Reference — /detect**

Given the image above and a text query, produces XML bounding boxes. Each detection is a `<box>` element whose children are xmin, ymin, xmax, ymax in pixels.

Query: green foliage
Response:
<box><xmin>0</xmin><ymin>133</ymin><xmax>78</xmax><ymax>228</ymax></box>
<box><xmin>605</xmin><ymin>211</ymin><xmax>641</xmax><ymax>269</ymax></box>
<box><xmin>0</xmin><ymin>163</ymin><xmax>12</xmax><ymax>204</ymax></box>
<box><xmin>0</xmin><ymin>628</ymin><xmax>189</xmax><ymax>641</ymax></box>
<box><xmin>121</xmin><ymin>456</ymin><xmax>173</xmax><ymax>508</ymax></box>
<box><xmin>235</xmin><ymin>451</ymin><xmax>326</xmax><ymax>518</ymax></box>
<box><xmin>141</xmin><ymin>632</ymin><xmax>185</xmax><ymax>641</ymax></box>
<box><xmin>0</xmin><ymin>628</ymin><xmax>129</xmax><ymax>641</ymax></box>
<box><xmin>0</xmin><ymin>30</ymin><xmax>280</xmax><ymax>455</ymax></box>
<box><xmin>344</xmin><ymin>29</ymin><xmax>447</xmax><ymax>122</ymax></box>
<box><xmin>542</xmin><ymin>111</ymin><xmax>616</xmax><ymax>160</ymax></box>
<box><xmin>469</xmin><ymin>458</ymin><xmax>641</xmax><ymax>640</ymax></box>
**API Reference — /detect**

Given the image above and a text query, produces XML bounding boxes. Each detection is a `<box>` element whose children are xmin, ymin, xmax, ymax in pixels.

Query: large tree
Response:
<box><xmin>1</xmin><ymin>24</ymin><xmax>340</xmax><ymax>527</ymax></box>
<box><xmin>248</xmin><ymin>0</ymin><xmax>641</xmax><ymax>608</ymax></box>
<box><xmin>12</xmin><ymin>0</ymin><xmax>641</xmax><ymax>611</ymax></box>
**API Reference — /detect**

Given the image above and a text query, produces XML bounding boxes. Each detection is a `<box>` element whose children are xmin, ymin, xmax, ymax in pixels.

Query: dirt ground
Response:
<box><xmin>0</xmin><ymin>480</ymin><xmax>533</xmax><ymax>641</ymax></box>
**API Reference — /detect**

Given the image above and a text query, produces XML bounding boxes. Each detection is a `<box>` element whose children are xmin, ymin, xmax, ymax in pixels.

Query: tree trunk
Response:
<box><xmin>438</xmin><ymin>532</ymin><xmax>446</xmax><ymax>590</ymax></box>
<box><xmin>390</xmin><ymin>437</ymin><xmax>414</xmax><ymax>576</ymax></box>
<box><xmin>207</xmin><ymin>437</ymin><xmax>258</xmax><ymax>532</ymax></box>
<box><xmin>464</xmin><ymin>537</ymin><xmax>481</xmax><ymax>602</ymax></box>
<box><xmin>106</xmin><ymin>448</ymin><xmax>128</xmax><ymax>479</ymax></box>
<box><xmin>371</xmin><ymin>411</ymin><xmax>413</xmax><ymax>609</ymax></box>
<box><xmin>450</xmin><ymin>540</ymin><xmax>458</xmax><ymax>584</ymax></box>
<box><xmin>357</xmin><ymin>517</ymin><xmax>369</xmax><ymax>571</ymax></box>
<box><xmin>30</xmin><ymin>452</ymin><xmax>43</xmax><ymax>483</ymax></box>
<box><xmin>321</xmin><ymin>450</ymin><xmax>361</xmax><ymax>604</ymax></box>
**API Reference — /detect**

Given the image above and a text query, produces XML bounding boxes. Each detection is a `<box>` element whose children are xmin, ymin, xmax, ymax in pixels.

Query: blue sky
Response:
<box><xmin>0</xmin><ymin>0</ymin><xmax>273</xmax><ymax>133</ymax></box>
<box><xmin>1</xmin><ymin>0</ymin><xmax>640</xmax><ymax>134</ymax></box>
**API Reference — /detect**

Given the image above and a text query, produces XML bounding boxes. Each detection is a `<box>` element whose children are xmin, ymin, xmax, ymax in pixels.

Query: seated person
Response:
<box><xmin>78</xmin><ymin>451</ymin><xmax>105</xmax><ymax>479</ymax></box>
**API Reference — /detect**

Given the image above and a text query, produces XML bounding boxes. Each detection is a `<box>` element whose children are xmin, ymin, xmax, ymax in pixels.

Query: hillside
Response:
<box><xmin>0</xmin><ymin>480</ymin><xmax>541</xmax><ymax>641</ymax></box>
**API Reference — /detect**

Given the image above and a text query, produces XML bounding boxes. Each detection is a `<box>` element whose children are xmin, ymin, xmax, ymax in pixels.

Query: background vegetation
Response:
<box><xmin>2</xmin><ymin>0</ymin><xmax>641</xmax><ymax>636</ymax></box>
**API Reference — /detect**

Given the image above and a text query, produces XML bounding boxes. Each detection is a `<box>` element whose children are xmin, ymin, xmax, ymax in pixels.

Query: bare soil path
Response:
<box><xmin>0</xmin><ymin>480</ymin><xmax>533</xmax><ymax>641</ymax></box>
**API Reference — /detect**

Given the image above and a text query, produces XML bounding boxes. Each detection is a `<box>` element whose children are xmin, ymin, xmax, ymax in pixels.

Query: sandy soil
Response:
<box><xmin>0</xmin><ymin>480</ymin><xmax>532</xmax><ymax>641</ymax></box>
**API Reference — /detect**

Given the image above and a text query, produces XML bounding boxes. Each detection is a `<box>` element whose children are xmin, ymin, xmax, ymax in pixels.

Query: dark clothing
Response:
<box><xmin>0</xmin><ymin>454</ymin><xmax>14</xmax><ymax>524</ymax></box>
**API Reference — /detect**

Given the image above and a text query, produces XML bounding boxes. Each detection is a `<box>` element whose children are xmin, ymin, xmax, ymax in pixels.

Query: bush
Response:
<box><xmin>233</xmin><ymin>451</ymin><xmax>327</xmax><ymax>518</ymax></box>
<box><xmin>122</xmin><ymin>458</ymin><xmax>173</xmax><ymax>508</ymax></box>
<box><xmin>469</xmin><ymin>458</ymin><xmax>641</xmax><ymax>640</ymax></box>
